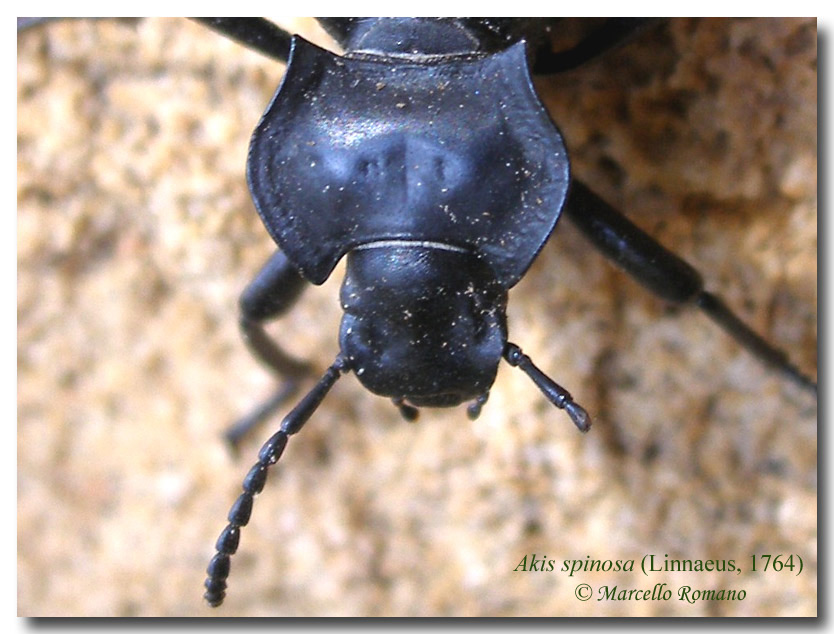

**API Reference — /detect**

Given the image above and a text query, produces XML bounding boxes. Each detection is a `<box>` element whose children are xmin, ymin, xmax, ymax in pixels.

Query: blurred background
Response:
<box><xmin>18</xmin><ymin>17</ymin><xmax>816</xmax><ymax>616</ymax></box>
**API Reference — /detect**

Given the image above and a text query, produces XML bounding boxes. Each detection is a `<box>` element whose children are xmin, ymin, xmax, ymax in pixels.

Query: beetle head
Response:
<box><xmin>339</xmin><ymin>243</ymin><xmax>508</xmax><ymax>408</ymax></box>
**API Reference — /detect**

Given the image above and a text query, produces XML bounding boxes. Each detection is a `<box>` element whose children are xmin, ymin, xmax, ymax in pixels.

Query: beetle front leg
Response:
<box><xmin>226</xmin><ymin>249</ymin><xmax>315</xmax><ymax>448</ymax></box>
<box><xmin>564</xmin><ymin>179</ymin><xmax>816</xmax><ymax>394</ymax></box>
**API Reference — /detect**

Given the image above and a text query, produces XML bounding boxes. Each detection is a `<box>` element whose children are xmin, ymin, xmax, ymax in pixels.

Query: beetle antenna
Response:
<box><xmin>203</xmin><ymin>355</ymin><xmax>350</xmax><ymax>608</ymax></box>
<box><xmin>503</xmin><ymin>342</ymin><xmax>591</xmax><ymax>432</ymax></box>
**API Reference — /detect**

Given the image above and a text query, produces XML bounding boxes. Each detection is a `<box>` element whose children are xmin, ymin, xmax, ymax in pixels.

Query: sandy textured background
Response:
<box><xmin>18</xmin><ymin>18</ymin><xmax>816</xmax><ymax>616</ymax></box>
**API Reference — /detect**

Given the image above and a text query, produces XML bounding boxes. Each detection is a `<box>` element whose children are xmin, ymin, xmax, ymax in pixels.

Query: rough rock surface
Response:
<box><xmin>18</xmin><ymin>18</ymin><xmax>816</xmax><ymax>616</ymax></box>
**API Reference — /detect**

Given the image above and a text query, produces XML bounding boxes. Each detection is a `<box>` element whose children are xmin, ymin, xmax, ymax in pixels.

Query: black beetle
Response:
<box><xmin>192</xmin><ymin>17</ymin><xmax>817</xmax><ymax>607</ymax></box>
<box><xmin>16</xmin><ymin>18</ymin><xmax>816</xmax><ymax>612</ymax></box>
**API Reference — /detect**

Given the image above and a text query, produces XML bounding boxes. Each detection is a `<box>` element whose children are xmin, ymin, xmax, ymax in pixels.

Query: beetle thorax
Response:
<box><xmin>321</xmin><ymin>18</ymin><xmax>487</xmax><ymax>57</ymax></box>
<box><xmin>339</xmin><ymin>243</ymin><xmax>508</xmax><ymax>407</ymax></box>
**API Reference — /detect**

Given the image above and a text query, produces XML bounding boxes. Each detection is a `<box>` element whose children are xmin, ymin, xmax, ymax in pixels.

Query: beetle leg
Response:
<box><xmin>190</xmin><ymin>18</ymin><xmax>293</xmax><ymax>63</ymax></box>
<box><xmin>564</xmin><ymin>179</ymin><xmax>817</xmax><ymax>394</ymax></box>
<box><xmin>533</xmin><ymin>18</ymin><xmax>662</xmax><ymax>74</ymax></box>
<box><xmin>239</xmin><ymin>250</ymin><xmax>311</xmax><ymax>375</ymax></box>
<box><xmin>225</xmin><ymin>250</ymin><xmax>315</xmax><ymax>449</ymax></box>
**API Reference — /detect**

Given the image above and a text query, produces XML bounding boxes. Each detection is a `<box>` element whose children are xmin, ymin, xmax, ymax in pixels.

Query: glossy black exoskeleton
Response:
<box><xmin>191</xmin><ymin>17</ymin><xmax>818</xmax><ymax>608</ymax></box>
<box><xmin>19</xmin><ymin>17</ymin><xmax>816</xmax><ymax>609</ymax></box>
<box><xmin>247</xmin><ymin>30</ymin><xmax>577</xmax><ymax>410</ymax></box>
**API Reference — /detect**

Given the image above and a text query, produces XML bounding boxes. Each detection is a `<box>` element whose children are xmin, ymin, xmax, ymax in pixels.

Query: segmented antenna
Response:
<box><xmin>203</xmin><ymin>356</ymin><xmax>349</xmax><ymax>608</ymax></box>
<box><xmin>503</xmin><ymin>342</ymin><xmax>591</xmax><ymax>432</ymax></box>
